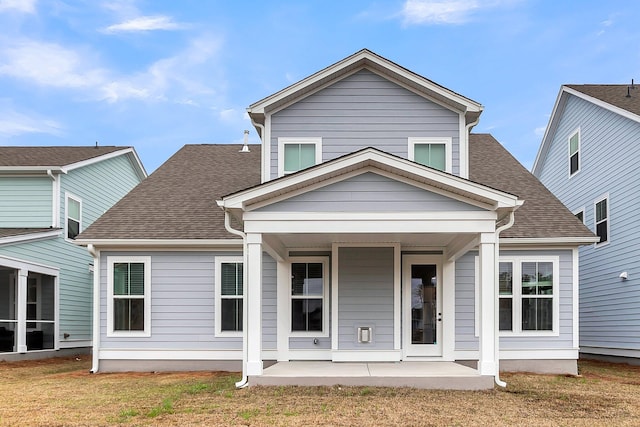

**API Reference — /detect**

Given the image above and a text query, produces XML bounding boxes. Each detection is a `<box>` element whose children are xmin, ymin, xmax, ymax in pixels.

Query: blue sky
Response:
<box><xmin>0</xmin><ymin>0</ymin><xmax>638</xmax><ymax>172</ymax></box>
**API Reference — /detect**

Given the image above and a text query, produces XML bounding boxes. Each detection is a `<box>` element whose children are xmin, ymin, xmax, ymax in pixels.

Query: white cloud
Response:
<box><xmin>534</xmin><ymin>126</ymin><xmax>546</xmax><ymax>136</ymax></box>
<box><xmin>400</xmin><ymin>0</ymin><xmax>510</xmax><ymax>25</ymax></box>
<box><xmin>102</xmin><ymin>15</ymin><xmax>186</xmax><ymax>33</ymax></box>
<box><xmin>0</xmin><ymin>107</ymin><xmax>63</xmax><ymax>137</ymax></box>
<box><xmin>0</xmin><ymin>0</ymin><xmax>37</xmax><ymax>14</ymax></box>
<box><xmin>0</xmin><ymin>40</ymin><xmax>107</xmax><ymax>88</ymax></box>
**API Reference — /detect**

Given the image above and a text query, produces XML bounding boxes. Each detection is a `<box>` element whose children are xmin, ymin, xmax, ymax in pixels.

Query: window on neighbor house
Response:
<box><xmin>216</xmin><ymin>259</ymin><xmax>243</xmax><ymax>335</ymax></box>
<box><xmin>279</xmin><ymin>138</ymin><xmax>322</xmax><ymax>175</ymax></box>
<box><xmin>408</xmin><ymin>138</ymin><xmax>451</xmax><ymax>172</ymax></box>
<box><xmin>291</xmin><ymin>260</ymin><xmax>327</xmax><ymax>333</ymax></box>
<box><xmin>108</xmin><ymin>257</ymin><xmax>150</xmax><ymax>336</ymax></box>
<box><xmin>569</xmin><ymin>130</ymin><xmax>580</xmax><ymax>176</ymax></box>
<box><xmin>595</xmin><ymin>197</ymin><xmax>609</xmax><ymax>245</ymax></box>
<box><xmin>66</xmin><ymin>195</ymin><xmax>81</xmax><ymax>240</ymax></box>
<box><xmin>489</xmin><ymin>258</ymin><xmax>558</xmax><ymax>334</ymax></box>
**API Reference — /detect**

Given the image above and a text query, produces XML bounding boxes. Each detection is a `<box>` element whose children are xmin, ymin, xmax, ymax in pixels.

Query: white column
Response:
<box><xmin>16</xmin><ymin>269</ymin><xmax>28</xmax><ymax>353</ymax></box>
<box><xmin>478</xmin><ymin>233</ymin><xmax>496</xmax><ymax>375</ymax></box>
<box><xmin>276</xmin><ymin>260</ymin><xmax>290</xmax><ymax>361</ymax></box>
<box><xmin>246</xmin><ymin>233</ymin><xmax>263</xmax><ymax>376</ymax></box>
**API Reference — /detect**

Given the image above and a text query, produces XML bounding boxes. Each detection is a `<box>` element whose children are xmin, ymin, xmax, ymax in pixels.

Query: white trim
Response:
<box><xmin>572</xmin><ymin>207</ymin><xmax>585</xmax><ymax>224</ymax></box>
<box><xmin>214</xmin><ymin>256</ymin><xmax>244</xmax><ymax>338</ymax></box>
<box><xmin>74</xmin><ymin>239</ymin><xmax>243</xmax><ymax>248</ymax></box>
<box><xmin>277</xmin><ymin>137</ymin><xmax>322</xmax><ymax>177</ymax></box>
<box><xmin>65</xmin><ymin>148</ymin><xmax>147</xmax><ymax>179</ymax></box>
<box><xmin>331</xmin><ymin>350</ymin><xmax>402</xmax><ymax>362</ymax></box>
<box><xmin>594</xmin><ymin>193</ymin><xmax>610</xmax><ymax>247</ymax></box>
<box><xmin>572</xmin><ymin>248</ymin><xmax>579</xmax><ymax>349</ymax></box>
<box><xmin>563</xmin><ymin>86</ymin><xmax>640</xmax><ymax>124</ymax></box>
<box><xmin>288</xmin><ymin>257</ymin><xmax>330</xmax><ymax>338</ymax></box>
<box><xmin>331</xmin><ymin>243</ymin><xmax>339</xmax><ymax>352</ymax></box>
<box><xmin>276</xmin><ymin>261</ymin><xmax>289</xmax><ymax>361</ymax></box>
<box><xmin>393</xmin><ymin>245</ymin><xmax>401</xmax><ymax>350</ymax></box>
<box><xmin>500</xmin><ymin>237</ymin><xmax>599</xmax><ymax>246</ymax></box>
<box><xmin>64</xmin><ymin>192</ymin><xmax>82</xmax><ymax>242</ymax></box>
<box><xmin>567</xmin><ymin>127</ymin><xmax>581</xmax><ymax>178</ymax></box>
<box><xmin>0</xmin><ymin>255</ymin><xmax>59</xmax><ymax>276</ymax></box>
<box><xmin>0</xmin><ymin>230</ymin><xmax>61</xmax><ymax>246</ymax></box>
<box><xmin>106</xmin><ymin>256</ymin><xmax>152</xmax><ymax>338</ymax></box>
<box><xmin>408</xmin><ymin>137</ymin><xmax>453</xmax><ymax>173</ymax></box>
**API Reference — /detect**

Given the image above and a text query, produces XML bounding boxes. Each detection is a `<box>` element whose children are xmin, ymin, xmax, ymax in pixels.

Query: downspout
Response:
<box><xmin>249</xmin><ymin>116</ymin><xmax>266</xmax><ymax>183</ymax></box>
<box><xmin>87</xmin><ymin>244</ymin><xmax>100</xmax><ymax>373</ymax></box>
<box><xmin>223</xmin><ymin>210</ymin><xmax>249</xmax><ymax>388</ymax></box>
<box><xmin>493</xmin><ymin>210</ymin><xmax>516</xmax><ymax>387</ymax></box>
<box><xmin>463</xmin><ymin>115</ymin><xmax>481</xmax><ymax>179</ymax></box>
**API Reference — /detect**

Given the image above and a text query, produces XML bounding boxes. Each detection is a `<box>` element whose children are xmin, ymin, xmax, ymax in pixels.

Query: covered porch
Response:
<box><xmin>250</xmin><ymin>361</ymin><xmax>492</xmax><ymax>390</ymax></box>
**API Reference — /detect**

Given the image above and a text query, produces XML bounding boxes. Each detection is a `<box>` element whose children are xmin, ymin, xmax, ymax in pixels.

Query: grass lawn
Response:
<box><xmin>0</xmin><ymin>356</ymin><xmax>639</xmax><ymax>426</ymax></box>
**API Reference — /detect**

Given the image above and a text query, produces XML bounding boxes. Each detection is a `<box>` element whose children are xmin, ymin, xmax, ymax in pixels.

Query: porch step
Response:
<box><xmin>249</xmin><ymin>361</ymin><xmax>494</xmax><ymax>390</ymax></box>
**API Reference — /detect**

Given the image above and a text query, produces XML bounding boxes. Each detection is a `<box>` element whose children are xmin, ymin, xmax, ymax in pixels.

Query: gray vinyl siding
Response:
<box><xmin>270</xmin><ymin>69</ymin><xmax>461</xmax><ymax>179</ymax></box>
<box><xmin>338</xmin><ymin>247</ymin><xmax>394</xmax><ymax>350</ymax></box>
<box><xmin>455</xmin><ymin>249</ymin><xmax>575</xmax><ymax>351</ymax></box>
<box><xmin>256</xmin><ymin>172</ymin><xmax>484</xmax><ymax>213</ymax></box>
<box><xmin>0</xmin><ymin>176</ymin><xmax>52</xmax><ymax>227</ymax></box>
<box><xmin>100</xmin><ymin>251</ymin><xmax>277</xmax><ymax>352</ymax></box>
<box><xmin>536</xmin><ymin>94</ymin><xmax>640</xmax><ymax>352</ymax></box>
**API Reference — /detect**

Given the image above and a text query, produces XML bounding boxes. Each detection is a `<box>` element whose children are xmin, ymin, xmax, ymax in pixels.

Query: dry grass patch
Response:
<box><xmin>0</xmin><ymin>356</ymin><xmax>639</xmax><ymax>426</ymax></box>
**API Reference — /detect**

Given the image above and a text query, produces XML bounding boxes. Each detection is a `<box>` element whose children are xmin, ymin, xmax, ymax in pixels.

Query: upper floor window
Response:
<box><xmin>278</xmin><ymin>138</ymin><xmax>322</xmax><ymax>176</ymax></box>
<box><xmin>568</xmin><ymin>129</ymin><xmax>580</xmax><ymax>176</ymax></box>
<box><xmin>574</xmin><ymin>209</ymin><xmax>584</xmax><ymax>224</ymax></box>
<box><xmin>595</xmin><ymin>195</ymin><xmax>609</xmax><ymax>246</ymax></box>
<box><xmin>107</xmin><ymin>256</ymin><xmax>151</xmax><ymax>337</ymax></box>
<box><xmin>215</xmin><ymin>257</ymin><xmax>243</xmax><ymax>336</ymax></box>
<box><xmin>65</xmin><ymin>194</ymin><xmax>81</xmax><ymax>240</ymax></box>
<box><xmin>408</xmin><ymin>137</ymin><xmax>452</xmax><ymax>173</ymax></box>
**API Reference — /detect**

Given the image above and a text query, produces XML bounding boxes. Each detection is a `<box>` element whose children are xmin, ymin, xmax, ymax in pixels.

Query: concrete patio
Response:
<box><xmin>249</xmin><ymin>361</ymin><xmax>494</xmax><ymax>390</ymax></box>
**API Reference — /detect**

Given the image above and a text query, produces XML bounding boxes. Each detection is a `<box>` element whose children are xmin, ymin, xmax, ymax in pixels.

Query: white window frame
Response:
<box><xmin>573</xmin><ymin>207</ymin><xmax>585</xmax><ymax>224</ymax></box>
<box><xmin>594</xmin><ymin>194</ymin><xmax>610</xmax><ymax>247</ymax></box>
<box><xmin>568</xmin><ymin>128</ymin><xmax>581</xmax><ymax>177</ymax></box>
<box><xmin>289</xmin><ymin>257</ymin><xmax>329</xmax><ymax>338</ymax></box>
<box><xmin>475</xmin><ymin>255</ymin><xmax>559</xmax><ymax>337</ymax></box>
<box><xmin>408</xmin><ymin>137</ymin><xmax>452</xmax><ymax>173</ymax></box>
<box><xmin>65</xmin><ymin>193</ymin><xmax>82</xmax><ymax>241</ymax></box>
<box><xmin>278</xmin><ymin>137</ymin><xmax>322</xmax><ymax>177</ymax></box>
<box><xmin>214</xmin><ymin>256</ymin><xmax>244</xmax><ymax>338</ymax></box>
<box><xmin>106</xmin><ymin>256</ymin><xmax>151</xmax><ymax>337</ymax></box>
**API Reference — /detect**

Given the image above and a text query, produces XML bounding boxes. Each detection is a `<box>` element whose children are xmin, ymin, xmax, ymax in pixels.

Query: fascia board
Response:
<box><xmin>220</xmin><ymin>149</ymin><xmax>519</xmax><ymax>210</ymax></box>
<box><xmin>532</xmin><ymin>87</ymin><xmax>566</xmax><ymax>176</ymax></box>
<box><xmin>563</xmin><ymin>86</ymin><xmax>640</xmax><ymax>124</ymax></box>
<box><xmin>0</xmin><ymin>166</ymin><xmax>65</xmax><ymax>174</ymax></box>
<box><xmin>249</xmin><ymin>50</ymin><xmax>482</xmax><ymax>115</ymax></box>
<box><xmin>0</xmin><ymin>230</ymin><xmax>61</xmax><ymax>246</ymax></box>
<box><xmin>65</xmin><ymin>148</ymin><xmax>148</xmax><ymax>179</ymax></box>
<box><xmin>73</xmin><ymin>238</ymin><xmax>242</xmax><ymax>249</ymax></box>
<box><xmin>500</xmin><ymin>237</ymin><xmax>601</xmax><ymax>246</ymax></box>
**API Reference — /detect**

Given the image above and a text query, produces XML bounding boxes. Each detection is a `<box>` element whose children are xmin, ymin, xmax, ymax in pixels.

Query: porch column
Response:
<box><xmin>478</xmin><ymin>233</ymin><xmax>497</xmax><ymax>375</ymax></box>
<box><xmin>246</xmin><ymin>233</ymin><xmax>263</xmax><ymax>376</ymax></box>
<box><xmin>16</xmin><ymin>269</ymin><xmax>28</xmax><ymax>353</ymax></box>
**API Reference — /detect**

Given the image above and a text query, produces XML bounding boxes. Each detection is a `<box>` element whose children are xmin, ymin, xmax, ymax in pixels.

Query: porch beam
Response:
<box><xmin>478</xmin><ymin>232</ymin><xmax>497</xmax><ymax>376</ymax></box>
<box><xmin>246</xmin><ymin>233</ymin><xmax>263</xmax><ymax>376</ymax></box>
<box><xmin>445</xmin><ymin>235</ymin><xmax>479</xmax><ymax>262</ymax></box>
<box><xmin>262</xmin><ymin>235</ymin><xmax>287</xmax><ymax>262</ymax></box>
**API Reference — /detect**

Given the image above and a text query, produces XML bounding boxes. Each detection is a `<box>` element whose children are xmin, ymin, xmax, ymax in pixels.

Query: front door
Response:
<box><xmin>402</xmin><ymin>255</ymin><xmax>442</xmax><ymax>357</ymax></box>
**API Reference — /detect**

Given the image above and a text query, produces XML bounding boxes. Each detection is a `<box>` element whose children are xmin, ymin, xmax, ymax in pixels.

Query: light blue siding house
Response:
<box><xmin>533</xmin><ymin>84</ymin><xmax>640</xmax><ymax>362</ymax></box>
<box><xmin>77</xmin><ymin>50</ymin><xmax>596</xmax><ymax>389</ymax></box>
<box><xmin>0</xmin><ymin>146</ymin><xmax>146</xmax><ymax>359</ymax></box>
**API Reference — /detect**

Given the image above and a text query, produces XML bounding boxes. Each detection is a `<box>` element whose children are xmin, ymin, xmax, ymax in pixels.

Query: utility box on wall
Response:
<box><xmin>357</xmin><ymin>327</ymin><xmax>372</xmax><ymax>344</ymax></box>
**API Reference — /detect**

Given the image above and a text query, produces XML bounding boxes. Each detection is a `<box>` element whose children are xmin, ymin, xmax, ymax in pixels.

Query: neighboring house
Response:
<box><xmin>77</xmin><ymin>50</ymin><xmax>596</xmax><ymax>389</ymax></box>
<box><xmin>0</xmin><ymin>146</ymin><xmax>146</xmax><ymax>359</ymax></box>
<box><xmin>533</xmin><ymin>83</ymin><xmax>640</xmax><ymax>362</ymax></box>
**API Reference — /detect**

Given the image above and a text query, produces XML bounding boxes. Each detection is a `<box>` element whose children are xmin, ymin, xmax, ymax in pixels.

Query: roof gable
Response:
<box><xmin>247</xmin><ymin>49</ymin><xmax>483</xmax><ymax>131</ymax></box>
<box><xmin>532</xmin><ymin>84</ymin><xmax>640</xmax><ymax>175</ymax></box>
<box><xmin>219</xmin><ymin>147</ymin><xmax>521</xmax><ymax>214</ymax></box>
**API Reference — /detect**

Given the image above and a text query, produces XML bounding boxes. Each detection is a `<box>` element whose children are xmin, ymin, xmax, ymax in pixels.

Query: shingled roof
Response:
<box><xmin>565</xmin><ymin>84</ymin><xmax>640</xmax><ymax>117</ymax></box>
<box><xmin>78</xmin><ymin>144</ymin><xmax>261</xmax><ymax>240</ymax></box>
<box><xmin>469</xmin><ymin>134</ymin><xmax>594</xmax><ymax>239</ymax></box>
<box><xmin>0</xmin><ymin>146</ymin><xmax>129</xmax><ymax>167</ymax></box>
<box><xmin>78</xmin><ymin>136</ymin><xmax>594</xmax><ymax>243</ymax></box>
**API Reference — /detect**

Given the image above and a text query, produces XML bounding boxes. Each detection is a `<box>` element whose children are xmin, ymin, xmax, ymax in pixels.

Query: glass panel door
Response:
<box><xmin>403</xmin><ymin>255</ymin><xmax>442</xmax><ymax>357</ymax></box>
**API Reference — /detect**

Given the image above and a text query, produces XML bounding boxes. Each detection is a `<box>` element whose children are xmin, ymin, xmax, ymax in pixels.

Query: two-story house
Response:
<box><xmin>77</xmin><ymin>50</ymin><xmax>596</xmax><ymax>389</ymax></box>
<box><xmin>0</xmin><ymin>146</ymin><xmax>146</xmax><ymax>359</ymax></box>
<box><xmin>533</xmin><ymin>83</ymin><xmax>640</xmax><ymax>362</ymax></box>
